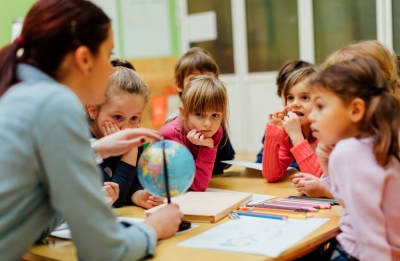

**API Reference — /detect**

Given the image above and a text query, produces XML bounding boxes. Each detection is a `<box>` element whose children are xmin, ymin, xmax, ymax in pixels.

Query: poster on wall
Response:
<box><xmin>120</xmin><ymin>0</ymin><xmax>172</xmax><ymax>58</ymax></box>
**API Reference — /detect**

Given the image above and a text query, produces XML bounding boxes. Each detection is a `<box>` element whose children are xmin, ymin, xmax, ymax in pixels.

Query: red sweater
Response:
<box><xmin>160</xmin><ymin>118</ymin><xmax>223</xmax><ymax>191</ymax></box>
<box><xmin>262</xmin><ymin>124</ymin><xmax>322</xmax><ymax>182</ymax></box>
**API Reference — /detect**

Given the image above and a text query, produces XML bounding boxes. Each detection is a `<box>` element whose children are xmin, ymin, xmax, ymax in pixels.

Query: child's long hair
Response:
<box><xmin>180</xmin><ymin>75</ymin><xmax>228</xmax><ymax>133</ymax></box>
<box><xmin>324</xmin><ymin>40</ymin><xmax>400</xmax><ymax>95</ymax></box>
<box><xmin>86</xmin><ymin>58</ymin><xmax>150</xmax><ymax>123</ymax></box>
<box><xmin>282</xmin><ymin>66</ymin><xmax>319</xmax><ymax>143</ymax></box>
<box><xmin>312</xmin><ymin>57</ymin><xmax>400</xmax><ymax>166</ymax></box>
<box><xmin>174</xmin><ymin>47</ymin><xmax>219</xmax><ymax>94</ymax></box>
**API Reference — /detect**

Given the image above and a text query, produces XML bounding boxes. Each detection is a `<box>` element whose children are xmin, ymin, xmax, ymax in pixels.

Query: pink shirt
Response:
<box><xmin>262</xmin><ymin>124</ymin><xmax>322</xmax><ymax>182</ymax></box>
<box><xmin>160</xmin><ymin>117</ymin><xmax>223</xmax><ymax>191</ymax></box>
<box><xmin>328</xmin><ymin>137</ymin><xmax>400</xmax><ymax>260</ymax></box>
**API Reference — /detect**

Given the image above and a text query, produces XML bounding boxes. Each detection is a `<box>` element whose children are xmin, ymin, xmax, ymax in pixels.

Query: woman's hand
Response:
<box><xmin>282</xmin><ymin>111</ymin><xmax>304</xmax><ymax>146</ymax></box>
<box><xmin>186</xmin><ymin>129</ymin><xmax>214</xmax><ymax>148</ymax></box>
<box><xmin>292</xmin><ymin>173</ymin><xmax>333</xmax><ymax>198</ymax></box>
<box><xmin>268</xmin><ymin>106</ymin><xmax>289</xmax><ymax>128</ymax></box>
<box><xmin>143</xmin><ymin>203</ymin><xmax>183</xmax><ymax>240</ymax></box>
<box><xmin>132</xmin><ymin>189</ymin><xmax>165</xmax><ymax>209</ymax></box>
<box><xmin>103</xmin><ymin>182</ymin><xmax>120</xmax><ymax>205</ymax></box>
<box><xmin>95</xmin><ymin>128</ymin><xmax>161</xmax><ymax>159</ymax></box>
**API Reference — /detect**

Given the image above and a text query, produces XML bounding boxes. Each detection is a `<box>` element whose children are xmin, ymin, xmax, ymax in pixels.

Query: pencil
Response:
<box><xmin>245</xmin><ymin>204</ymin><xmax>308</xmax><ymax>212</ymax></box>
<box><xmin>233</xmin><ymin>211</ymin><xmax>287</xmax><ymax>220</ymax></box>
<box><xmin>277</xmin><ymin>200</ymin><xmax>331</xmax><ymax>209</ymax></box>
<box><xmin>261</xmin><ymin>202</ymin><xmax>318</xmax><ymax>212</ymax></box>
<box><xmin>236</xmin><ymin>210</ymin><xmax>307</xmax><ymax>220</ymax></box>
<box><xmin>286</xmin><ymin>196</ymin><xmax>339</xmax><ymax>205</ymax></box>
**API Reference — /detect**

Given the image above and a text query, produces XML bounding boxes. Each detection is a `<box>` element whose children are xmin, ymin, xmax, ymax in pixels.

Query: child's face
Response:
<box><xmin>185</xmin><ymin>111</ymin><xmax>223</xmax><ymax>138</ymax></box>
<box><xmin>179</xmin><ymin>70</ymin><xmax>215</xmax><ymax>92</ymax></box>
<box><xmin>285</xmin><ymin>81</ymin><xmax>312</xmax><ymax>126</ymax></box>
<box><xmin>93</xmin><ymin>93</ymin><xmax>146</xmax><ymax>137</ymax></box>
<box><xmin>308</xmin><ymin>89</ymin><xmax>357</xmax><ymax>146</ymax></box>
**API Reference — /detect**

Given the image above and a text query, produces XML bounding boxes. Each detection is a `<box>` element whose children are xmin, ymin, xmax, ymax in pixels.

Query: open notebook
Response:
<box><xmin>145</xmin><ymin>191</ymin><xmax>252</xmax><ymax>223</ymax></box>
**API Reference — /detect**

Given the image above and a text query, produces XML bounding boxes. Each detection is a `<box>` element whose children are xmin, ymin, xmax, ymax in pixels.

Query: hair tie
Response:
<box><xmin>373</xmin><ymin>87</ymin><xmax>388</xmax><ymax>96</ymax></box>
<box><xmin>14</xmin><ymin>36</ymin><xmax>24</xmax><ymax>48</ymax></box>
<box><xmin>112</xmin><ymin>61</ymin><xmax>135</xmax><ymax>70</ymax></box>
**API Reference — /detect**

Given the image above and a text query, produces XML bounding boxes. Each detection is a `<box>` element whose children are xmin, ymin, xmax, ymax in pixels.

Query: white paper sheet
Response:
<box><xmin>178</xmin><ymin>216</ymin><xmax>330</xmax><ymax>258</ymax></box>
<box><xmin>188</xmin><ymin>11</ymin><xmax>218</xmax><ymax>42</ymax></box>
<box><xmin>51</xmin><ymin>217</ymin><xmax>198</xmax><ymax>239</ymax></box>
<box><xmin>221</xmin><ymin>160</ymin><xmax>262</xmax><ymax>170</ymax></box>
<box><xmin>205</xmin><ymin>188</ymin><xmax>277</xmax><ymax>204</ymax></box>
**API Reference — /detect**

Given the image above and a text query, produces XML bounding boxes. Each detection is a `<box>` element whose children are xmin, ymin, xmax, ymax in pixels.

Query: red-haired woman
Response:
<box><xmin>0</xmin><ymin>1</ymin><xmax>182</xmax><ymax>260</ymax></box>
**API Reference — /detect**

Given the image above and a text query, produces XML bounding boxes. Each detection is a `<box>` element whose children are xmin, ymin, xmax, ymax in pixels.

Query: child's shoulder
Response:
<box><xmin>160</xmin><ymin>117</ymin><xmax>183</xmax><ymax>136</ymax></box>
<box><xmin>331</xmin><ymin>137</ymin><xmax>373</xmax><ymax>161</ymax></box>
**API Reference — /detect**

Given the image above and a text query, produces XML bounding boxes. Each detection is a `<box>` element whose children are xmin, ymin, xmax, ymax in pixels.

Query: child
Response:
<box><xmin>262</xmin><ymin>66</ymin><xmax>322</xmax><ymax>182</ymax></box>
<box><xmin>86</xmin><ymin>59</ymin><xmax>164</xmax><ymax>209</ymax></box>
<box><xmin>309</xmin><ymin>57</ymin><xmax>400</xmax><ymax>261</ymax></box>
<box><xmin>161</xmin><ymin>75</ymin><xmax>228</xmax><ymax>191</ymax></box>
<box><xmin>166</xmin><ymin>47</ymin><xmax>235</xmax><ymax>175</ymax></box>
<box><xmin>256</xmin><ymin>60</ymin><xmax>311</xmax><ymax>163</ymax></box>
<box><xmin>293</xmin><ymin>40</ymin><xmax>400</xmax><ymax>198</ymax></box>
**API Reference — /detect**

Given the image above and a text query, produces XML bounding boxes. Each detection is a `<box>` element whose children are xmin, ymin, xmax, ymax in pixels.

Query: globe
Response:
<box><xmin>137</xmin><ymin>140</ymin><xmax>195</xmax><ymax>198</ymax></box>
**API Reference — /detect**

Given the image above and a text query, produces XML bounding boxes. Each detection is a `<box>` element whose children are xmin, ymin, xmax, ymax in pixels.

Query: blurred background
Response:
<box><xmin>0</xmin><ymin>0</ymin><xmax>398</xmax><ymax>154</ymax></box>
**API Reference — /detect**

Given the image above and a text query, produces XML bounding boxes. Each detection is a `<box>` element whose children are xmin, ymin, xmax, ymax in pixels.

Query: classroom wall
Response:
<box><xmin>0</xmin><ymin>0</ymin><xmax>37</xmax><ymax>48</ymax></box>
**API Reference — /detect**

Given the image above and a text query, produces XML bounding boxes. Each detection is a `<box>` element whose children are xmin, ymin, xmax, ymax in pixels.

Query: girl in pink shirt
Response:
<box><xmin>160</xmin><ymin>75</ymin><xmax>227</xmax><ymax>191</ymax></box>
<box><xmin>262</xmin><ymin>66</ymin><xmax>322</xmax><ymax>182</ymax></box>
<box><xmin>309</xmin><ymin>57</ymin><xmax>400</xmax><ymax>261</ymax></box>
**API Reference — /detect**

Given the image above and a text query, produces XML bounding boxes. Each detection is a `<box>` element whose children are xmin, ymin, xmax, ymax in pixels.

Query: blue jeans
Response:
<box><xmin>331</xmin><ymin>242</ymin><xmax>358</xmax><ymax>261</ymax></box>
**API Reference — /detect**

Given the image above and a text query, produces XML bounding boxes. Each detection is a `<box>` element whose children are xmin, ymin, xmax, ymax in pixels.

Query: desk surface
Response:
<box><xmin>24</xmin><ymin>156</ymin><xmax>341</xmax><ymax>261</ymax></box>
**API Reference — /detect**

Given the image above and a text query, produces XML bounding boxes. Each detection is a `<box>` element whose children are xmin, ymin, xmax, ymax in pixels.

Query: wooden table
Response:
<box><xmin>24</xmin><ymin>156</ymin><xmax>341</xmax><ymax>261</ymax></box>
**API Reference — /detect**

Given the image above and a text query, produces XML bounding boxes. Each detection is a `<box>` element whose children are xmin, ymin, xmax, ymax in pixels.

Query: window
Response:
<box><xmin>188</xmin><ymin>0</ymin><xmax>235</xmax><ymax>74</ymax></box>
<box><xmin>313</xmin><ymin>0</ymin><xmax>376</xmax><ymax>64</ymax></box>
<box><xmin>246</xmin><ymin>0</ymin><xmax>299</xmax><ymax>72</ymax></box>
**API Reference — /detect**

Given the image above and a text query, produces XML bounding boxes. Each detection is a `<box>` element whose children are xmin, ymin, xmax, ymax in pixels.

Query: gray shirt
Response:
<box><xmin>0</xmin><ymin>64</ymin><xmax>156</xmax><ymax>261</ymax></box>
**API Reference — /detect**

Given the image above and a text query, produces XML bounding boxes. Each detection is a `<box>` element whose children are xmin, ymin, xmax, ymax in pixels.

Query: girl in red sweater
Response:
<box><xmin>160</xmin><ymin>75</ymin><xmax>228</xmax><ymax>191</ymax></box>
<box><xmin>262</xmin><ymin>66</ymin><xmax>322</xmax><ymax>182</ymax></box>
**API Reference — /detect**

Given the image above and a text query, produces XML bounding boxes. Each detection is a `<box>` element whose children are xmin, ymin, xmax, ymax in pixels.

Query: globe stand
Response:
<box><xmin>162</xmin><ymin>139</ymin><xmax>191</xmax><ymax>232</ymax></box>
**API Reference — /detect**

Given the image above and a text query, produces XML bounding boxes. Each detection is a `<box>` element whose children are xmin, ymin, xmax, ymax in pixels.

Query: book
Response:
<box><xmin>144</xmin><ymin>191</ymin><xmax>252</xmax><ymax>223</ymax></box>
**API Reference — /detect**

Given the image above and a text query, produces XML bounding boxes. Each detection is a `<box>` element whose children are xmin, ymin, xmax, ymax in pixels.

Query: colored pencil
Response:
<box><xmin>245</xmin><ymin>204</ymin><xmax>308</xmax><ymax>212</ymax></box>
<box><xmin>236</xmin><ymin>210</ymin><xmax>306</xmax><ymax>220</ymax></box>
<box><xmin>286</xmin><ymin>196</ymin><xmax>339</xmax><ymax>205</ymax></box>
<box><xmin>261</xmin><ymin>202</ymin><xmax>318</xmax><ymax>212</ymax></box>
<box><xmin>239</xmin><ymin>207</ymin><xmax>312</xmax><ymax>217</ymax></box>
<box><xmin>277</xmin><ymin>199</ymin><xmax>331</xmax><ymax>209</ymax></box>
<box><xmin>233</xmin><ymin>211</ymin><xmax>287</xmax><ymax>220</ymax></box>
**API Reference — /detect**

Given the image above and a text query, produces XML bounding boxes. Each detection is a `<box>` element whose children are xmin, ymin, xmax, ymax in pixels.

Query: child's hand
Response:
<box><xmin>268</xmin><ymin>107</ymin><xmax>289</xmax><ymax>128</ymax></box>
<box><xmin>103</xmin><ymin>182</ymin><xmax>120</xmax><ymax>205</ymax></box>
<box><xmin>186</xmin><ymin>129</ymin><xmax>214</xmax><ymax>148</ymax></box>
<box><xmin>315</xmin><ymin>143</ymin><xmax>335</xmax><ymax>176</ymax></box>
<box><xmin>132</xmin><ymin>189</ymin><xmax>164</xmax><ymax>209</ymax></box>
<box><xmin>102</xmin><ymin>121</ymin><xmax>120</xmax><ymax>136</ymax></box>
<box><xmin>282</xmin><ymin>111</ymin><xmax>304</xmax><ymax>145</ymax></box>
<box><xmin>292</xmin><ymin>173</ymin><xmax>333</xmax><ymax>198</ymax></box>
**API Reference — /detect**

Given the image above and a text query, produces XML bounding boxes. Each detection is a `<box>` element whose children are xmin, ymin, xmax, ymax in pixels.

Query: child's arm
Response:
<box><xmin>190</xmin><ymin>127</ymin><xmax>224</xmax><ymax>191</ymax></box>
<box><xmin>262</xmin><ymin>124</ymin><xmax>294</xmax><ymax>182</ymax></box>
<box><xmin>315</xmin><ymin>142</ymin><xmax>334</xmax><ymax>176</ymax></box>
<box><xmin>330</xmin><ymin>140</ymin><xmax>392</xmax><ymax>260</ymax></box>
<box><xmin>290</xmin><ymin>141</ymin><xmax>323</xmax><ymax>177</ymax></box>
<box><xmin>101</xmin><ymin>122</ymin><xmax>138</xmax><ymax>207</ymax></box>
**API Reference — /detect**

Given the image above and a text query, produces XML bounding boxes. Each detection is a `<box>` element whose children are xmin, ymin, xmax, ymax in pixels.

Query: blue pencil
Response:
<box><xmin>233</xmin><ymin>211</ymin><xmax>287</xmax><ymax>220</ymax></box>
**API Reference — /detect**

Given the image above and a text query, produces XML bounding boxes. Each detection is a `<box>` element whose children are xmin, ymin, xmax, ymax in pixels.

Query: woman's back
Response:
<box><xmin>0</xmin><ymin>64</ymin><xmax>156</xmax><ymax>261</ymax></box>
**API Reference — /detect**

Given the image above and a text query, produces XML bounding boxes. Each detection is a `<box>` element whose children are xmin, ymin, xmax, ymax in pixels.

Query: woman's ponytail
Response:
<box><xmin>0</xmin><ymin>41</ymin><xmax>21</xmax><ymax>97</ymax></box>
